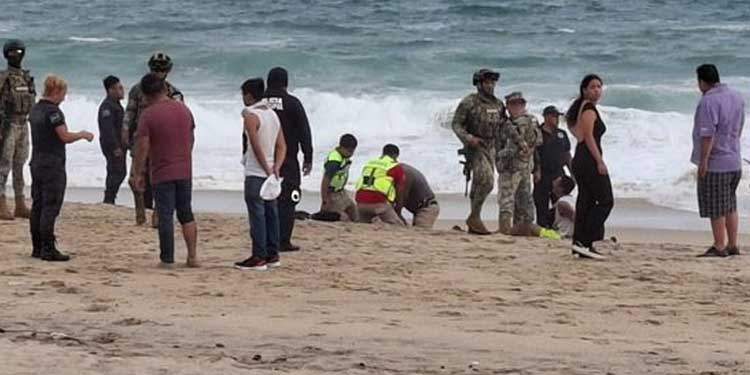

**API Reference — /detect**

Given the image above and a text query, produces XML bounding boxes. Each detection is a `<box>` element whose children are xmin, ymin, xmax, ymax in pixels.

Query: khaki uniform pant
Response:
<box><xmin>357</xmin><ymin>202</ymin><xmax>404</xmax><ymax>226</ymax></box>
<box><xmin>0</xmin><ymin>121</ymin><xmax>29</xmax><ymax>197</ymax></box>
<box><xmin>412</xmin><ymin>202</ymin><xmax>440</xmax><ymax>229</ymax></box>
<box><xmin>321</xmin><ymin>190</ymin><xmax>358</xmax><ymax>221</ymax></box>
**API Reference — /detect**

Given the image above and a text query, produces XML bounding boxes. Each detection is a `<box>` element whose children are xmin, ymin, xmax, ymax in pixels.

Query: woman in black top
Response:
<box><xmin>565</xmin><ymin>74</ymin><xmax>614</xmax><ymax>255</ymax></box>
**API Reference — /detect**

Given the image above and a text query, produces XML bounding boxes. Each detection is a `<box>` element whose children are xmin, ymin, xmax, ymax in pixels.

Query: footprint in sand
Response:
<box><xmin>40</xmin><ymin>280</ymin><xmax>66</xmax><ymax>288</ymax></box>
<box><xmin>57</xmin><ymin>287</ymin><xmax>83</xmax><ymax>294</ymax></box>
<box><xmin>84</xmin><ymin>304</ymin><xmax>111</xmax><ymax>313</ymax></box>
<box><xmin>435</xmin><ymin>310</ymin><xmax>464</xmax><ymax>317</ymax></box>
<box><xmin>113</xmin><ymin>318</ymin><xmax>145</xmax><ymax>326</ymax></box>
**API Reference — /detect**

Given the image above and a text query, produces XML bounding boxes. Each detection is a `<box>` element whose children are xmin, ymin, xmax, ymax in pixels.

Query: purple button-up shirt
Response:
<box><xmin>691</xmin><ymin>84</ymin><xmax>746</xmax><ymax>172</ymax></box>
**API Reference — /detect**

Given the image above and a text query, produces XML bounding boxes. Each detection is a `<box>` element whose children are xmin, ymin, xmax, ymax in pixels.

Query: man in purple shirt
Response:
<box><xmin>692</xmin><ymin>64</ymin><xmax>745</xmax><ymax>257</ymax></box>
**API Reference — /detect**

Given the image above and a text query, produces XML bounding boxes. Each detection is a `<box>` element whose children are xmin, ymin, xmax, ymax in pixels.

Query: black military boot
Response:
<box><xmin>41</xmin><ymin>239</ymin><xmax>70</xmax><ymax>262</ymax></box>
<box><xmin>31</xmin><ymin>235</ymin><xmax>42</xmax><ymax>258</ymax></box>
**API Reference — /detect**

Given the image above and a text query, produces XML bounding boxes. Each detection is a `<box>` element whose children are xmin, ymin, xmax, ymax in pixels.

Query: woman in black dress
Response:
<box><xmin>565</xmin><ymin>74</ymin><xmax>614</xmax><ymax>256</ymax></box>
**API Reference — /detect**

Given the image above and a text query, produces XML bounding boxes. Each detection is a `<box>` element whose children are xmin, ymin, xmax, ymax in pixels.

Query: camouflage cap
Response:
<box><xmin>504</xmin><ymin>91</ymin><xmax>526</xmax><ymax>103</ymax></box>
<box><xmin>542</xmin><ymin>105</ymin><xmax>563</xmax><ymax>116</ymax></box>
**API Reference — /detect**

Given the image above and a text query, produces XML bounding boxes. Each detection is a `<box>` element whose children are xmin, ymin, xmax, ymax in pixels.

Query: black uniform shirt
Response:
<box><xmin>98</xmin><ymin>96</ymin><xmax>124</xmax><ymax>152</ymax></box>
<box><xmin>536</xmin><ymin>124</ymin><xmax>570</xmax><ymax>179</ymax></box>
<box><xmin>30</xmin><ymin>99</ymin><xmax>66</xmax><ymax>163</ymax></box>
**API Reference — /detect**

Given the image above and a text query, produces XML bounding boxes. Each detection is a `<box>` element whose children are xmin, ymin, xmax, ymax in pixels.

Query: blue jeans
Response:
<box><xmin>245</xmin><ymin>176</ymin><xmax>279</xmax><ymax>259</ymax></box>
<box><xmin>154</xmin><ymin>179</ymin><xmax>195</xmax><ymax>263</ymax></box>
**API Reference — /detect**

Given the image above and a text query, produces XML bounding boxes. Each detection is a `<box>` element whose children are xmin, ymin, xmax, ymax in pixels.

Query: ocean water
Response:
<box><xmin>2</xmin><ymin>0</ymin><xmax>749</xmax><ymax>212</ymax></box>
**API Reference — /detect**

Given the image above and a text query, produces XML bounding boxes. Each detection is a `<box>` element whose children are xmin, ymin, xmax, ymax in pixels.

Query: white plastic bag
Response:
<box><xmin>260</xmin><ymin>175</ymin><xmax>283</xmax><ymax>201</ymax></box>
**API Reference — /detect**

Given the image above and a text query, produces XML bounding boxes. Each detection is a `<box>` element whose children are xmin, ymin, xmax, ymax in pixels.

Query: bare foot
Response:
<box><xmin>158</xmin><ymin>262</ymin><xmax>176</xmax><ymax>269</ymax></box>
<box><xmin>186</xmin><ymin>258</ymin><xmax>200</xmax><ymax>268</ymax></box>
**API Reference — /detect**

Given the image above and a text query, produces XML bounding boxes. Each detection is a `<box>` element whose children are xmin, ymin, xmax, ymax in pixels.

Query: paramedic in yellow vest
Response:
<box><xmin>355</xmin><ymin>144</ymin><xmax>406</xmax><ymax>226</ymax></box>
<box><xmin>320</xmin><ymin>133</ymin><xmax>359</xmax><ymax>221</ymax></box>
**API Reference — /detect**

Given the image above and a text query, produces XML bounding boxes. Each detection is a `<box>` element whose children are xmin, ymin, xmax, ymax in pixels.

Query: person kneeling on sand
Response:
<box><xmin>395</xmin><ymin>163</ymin><xmax>440</xmax><ymax>229</ymax></box>
<box><xmin>132</xmin><ymin>73</ymin><xmax>198</xmax><ymax>268</ymax></box>
<box><xmin>355</xmin><ymin>144</ymin><xmax>406</xmax><ymax>225</ymax></box>
<box><xmin>317</xmin><ymin>133</ymin><xmax>359</xmax><ymax>221</ymax></box>
<box><xmin>234</xmin><ymin>78</ymin><xmax>286</xmax><ymax>271</ymax></box>
<box><xmin>549</xmin><ymin>175</ymin><xmax>576</xmax><ymax>239</ymax></box>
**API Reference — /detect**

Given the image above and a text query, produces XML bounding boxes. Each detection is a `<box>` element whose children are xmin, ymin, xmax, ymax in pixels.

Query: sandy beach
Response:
<box><xmin>1</xmin><ymin>191</ymin><xmax>750</xmax><ymax>374</ymax></box>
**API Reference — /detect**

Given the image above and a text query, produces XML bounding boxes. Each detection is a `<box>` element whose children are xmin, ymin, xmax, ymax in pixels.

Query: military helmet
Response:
<box><xmin>3</xmin><ymin>39</ymin><xmax>26</xmax><ymax>58</ymax></box>
<box><xmin>472</xmin><ymin>68</ymin><xmax>500</xmax><ymax>85</ymax></box>
<box><xmin>148</xmin><ymin>51</ymin><xmax>173</xmax><ymax>72</ymax></box>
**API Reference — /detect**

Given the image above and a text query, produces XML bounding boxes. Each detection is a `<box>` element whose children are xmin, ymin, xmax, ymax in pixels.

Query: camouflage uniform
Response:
<box><xmin>496</xmin><ymin>113</ymin><xmax>542</xmax><ymax>226</ymax></box>
<box><xmin>0</xmin><ymin>66</ymin><xmax>35</xmax><ymax>201</ymax></box>
<box><xmin>452</xmin><ymin>92</ymin><xmax>509</xmax><ymax>223</ymax></box>
<box><xmin>124</xmin><ymin>81</ymin><xmax>182</xmax><ymax>224</ymax></box>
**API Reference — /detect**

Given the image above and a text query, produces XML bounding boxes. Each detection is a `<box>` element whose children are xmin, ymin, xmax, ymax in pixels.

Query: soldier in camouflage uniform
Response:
<box><xmin>123</xmin><ymin>52</ymin><xmax>183</xmax><ymax>226</ymax></box>
<box><xmin>496</xmin><ymin>92</ymin><xmax>542</xmax><ymax>235</ymax></box>
<box><xmin>451</xmin><ymin>69</ymin><xmax>510</xmax><ymax>235</ymax></box>
<box><xmin>0</xmin><ymin>39</ymin><xmax>36</xmax><ymax>220</ymax></box>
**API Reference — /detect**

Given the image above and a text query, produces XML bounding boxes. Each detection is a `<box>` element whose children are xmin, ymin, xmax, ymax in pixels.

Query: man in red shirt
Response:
<box><xmin>132</xmin><ymin>73</ymin><xmax>198</xmax><ymax>268</ymax></box>
<box><xmin>355</xmin><ymin>144</ymin><xmax>406</xmax><ymax>225</ymax></box>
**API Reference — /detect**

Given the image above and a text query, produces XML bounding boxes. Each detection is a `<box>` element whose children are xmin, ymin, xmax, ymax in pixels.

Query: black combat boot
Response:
<box><xmin>31</xmin><ymin>235</ymin><xmax>42</xmax><ymax>258</ymax></box>
<box><xmin>41</xmin><ymin>239</ymin><xmax>70</xmax><ymax>262</ymax></box>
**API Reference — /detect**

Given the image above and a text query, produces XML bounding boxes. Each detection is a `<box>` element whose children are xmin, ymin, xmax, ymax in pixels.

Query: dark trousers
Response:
<box><xmin>245</xmin><ymin>176</ymin><xmax>280</xmax><ymax>259</ymax></box>
<box><xmin>143</xmin><ymin>162</ymin><xmax>154</xmax><ymax>210</ymax></box>
<box><xmin>30</xmin><ymin>158</ymin><xmax>67</xmax><ymax>248</ymax></box>
<box><xmin>153</xmin><ymin>180</ymin><xmax>194</xmax><ymax>263</ymax></box>
<box><xmin>278</xmin><ymin>179</ymin><xmax>299</xmax><ymax>246</ymax></box>
<box><xmin>103</xmin><ymin>150</ymin><xmax>127</xmax><ymax>204</ymax></box>
<box><xmin>572</xmin><ymin>168</ymin><xmax>614</xmax><ymax>248</ymax></box>
<box><xmin>533</xmin><ymin>176</ymin><xmax>555</xmax><ymax>228</ymax></box>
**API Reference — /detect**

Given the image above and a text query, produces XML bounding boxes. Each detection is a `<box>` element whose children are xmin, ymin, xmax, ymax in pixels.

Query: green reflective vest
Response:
<box><xmin>356</xmin><ymin>155</ymin><xmax>398</xmax><ymax>202</ymax></box>
<box><xmin>326</xmin><ymin>149</ymin><xmax>351</xmax><ymax>192</ymax></box>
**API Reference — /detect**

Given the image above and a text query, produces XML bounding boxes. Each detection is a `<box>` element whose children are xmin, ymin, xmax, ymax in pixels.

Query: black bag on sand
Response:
<box><xmin>310</xmin><ymin>211</ymin><xmax>341</xmax><ymax>222</ymax></box>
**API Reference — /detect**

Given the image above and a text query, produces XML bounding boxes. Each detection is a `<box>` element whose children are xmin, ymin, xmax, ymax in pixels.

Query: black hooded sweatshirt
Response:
<box><xmin>261</xmin><ymin>68</ymin><xmax>313</xmax><ymax>186</ymax></box>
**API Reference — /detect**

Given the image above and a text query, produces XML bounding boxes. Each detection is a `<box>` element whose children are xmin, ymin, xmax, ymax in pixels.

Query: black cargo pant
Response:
<box><xmin>102</xmin><ymin>148</ymin><xmax>127</xmax><ymax>204</ymax></box>
<box><xmin>30</xmin><ymin>155</ymin><xmax>67</xmax><ymax>249</ymax></box>
<box><xmin>278</xmin><ymin>179</ymin><xmax>299</xmax><ymax>247</ymax></box>
<box><xmin>533</xmin><ymin>175</ymin><xmax>556</xmax><ymax>228</ymax></box>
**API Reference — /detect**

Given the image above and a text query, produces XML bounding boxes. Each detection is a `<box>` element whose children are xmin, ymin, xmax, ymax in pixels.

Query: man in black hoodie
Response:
<box><xmin>264</xmin><ymin>67</ymin><xmax>313</xmax><ymax>252</ymax></box>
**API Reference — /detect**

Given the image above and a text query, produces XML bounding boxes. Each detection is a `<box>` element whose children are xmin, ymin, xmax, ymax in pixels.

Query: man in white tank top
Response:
<box><xmin>234</xmin><ymin>78</ymin><xmax>287</xmax><ymax>271</ymax></box>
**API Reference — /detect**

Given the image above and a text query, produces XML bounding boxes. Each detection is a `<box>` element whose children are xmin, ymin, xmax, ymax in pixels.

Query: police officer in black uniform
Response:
<box><xmin>29</xmin><ymin>75</ymin><xmax>94</xmax><ymax>261</ymax></box>
<box><xmin>263</xmin><ymin>67</ymin><xmax>313</xmax><ymax>252</ymax></box>
<box><xmin>533</xmin><ymin>105</ymin><xmax>572</xmax><ymax>228</ymax></box>
<box><xmin>98</xmin><ymin>75</ymin><xmax>126</xmax><ymax>204</ymax></box>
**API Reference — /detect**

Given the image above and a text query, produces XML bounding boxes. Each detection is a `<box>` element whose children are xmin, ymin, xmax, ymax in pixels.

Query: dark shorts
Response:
<box><xmin>697</xmin><ymin>170</ymin><xmax>741</xmax><ymax>219</ymax></box>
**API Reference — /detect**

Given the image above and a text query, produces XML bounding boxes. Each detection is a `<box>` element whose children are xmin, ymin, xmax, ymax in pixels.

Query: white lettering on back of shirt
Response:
<box><xmin>265</xmin><ymin>97</ymin><xmax>284</xmax><ymax>111</ymax></box>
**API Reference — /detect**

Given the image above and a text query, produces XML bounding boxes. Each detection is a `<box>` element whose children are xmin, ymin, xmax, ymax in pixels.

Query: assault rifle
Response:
<box><xmin>458</xmin><ymin>147</ymin><xmax>473</xmax><ymax>197</ymax></box>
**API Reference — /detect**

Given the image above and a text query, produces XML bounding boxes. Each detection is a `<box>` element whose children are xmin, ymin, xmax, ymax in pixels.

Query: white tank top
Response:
<box><xmin>242</xmin><ymin>103</ymin><xmax>281</xmax><ymax>177</ymax></box>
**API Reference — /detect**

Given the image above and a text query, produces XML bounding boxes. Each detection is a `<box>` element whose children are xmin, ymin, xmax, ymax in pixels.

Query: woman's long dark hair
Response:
<box><xmin>565</xmin><ymin>74</ymin><xmax>603</xmax><ymax>129</ymax></box>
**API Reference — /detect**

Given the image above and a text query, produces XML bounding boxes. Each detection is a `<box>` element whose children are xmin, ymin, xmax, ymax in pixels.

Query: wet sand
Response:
<box><xmin>1</xmin><ymin>195</ymin><xmax>749</xmax><ymax>374</ymax></box>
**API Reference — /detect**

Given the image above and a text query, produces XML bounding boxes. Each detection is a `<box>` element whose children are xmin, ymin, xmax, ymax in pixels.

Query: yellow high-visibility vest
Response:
<box><xmin>355</xmin><ymin>155</ymin><xmax>398</xmax><ymax>202</ymax></box>
<box><xmin>325</xmin><ymin>149</ymin><xmax>351</xmax><ymax>192</ymax></box>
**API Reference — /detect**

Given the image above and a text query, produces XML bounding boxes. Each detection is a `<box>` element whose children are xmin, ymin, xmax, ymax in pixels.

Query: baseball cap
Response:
<box><xmin>504</xmin><ymin>91</ymin><xmax>526</xmax><ymax>103</ymax></box>
<box><xmin>542</xmin><ymin>105</ymin><xmax>564</xmax><ymax>116</ymax></box>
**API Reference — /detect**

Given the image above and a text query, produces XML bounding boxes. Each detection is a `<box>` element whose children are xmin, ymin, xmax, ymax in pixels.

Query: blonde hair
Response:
<box><xmin>42</xmin><ymin>74</ymin><xmax>68</xmax><ymax>97</ymax></box>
